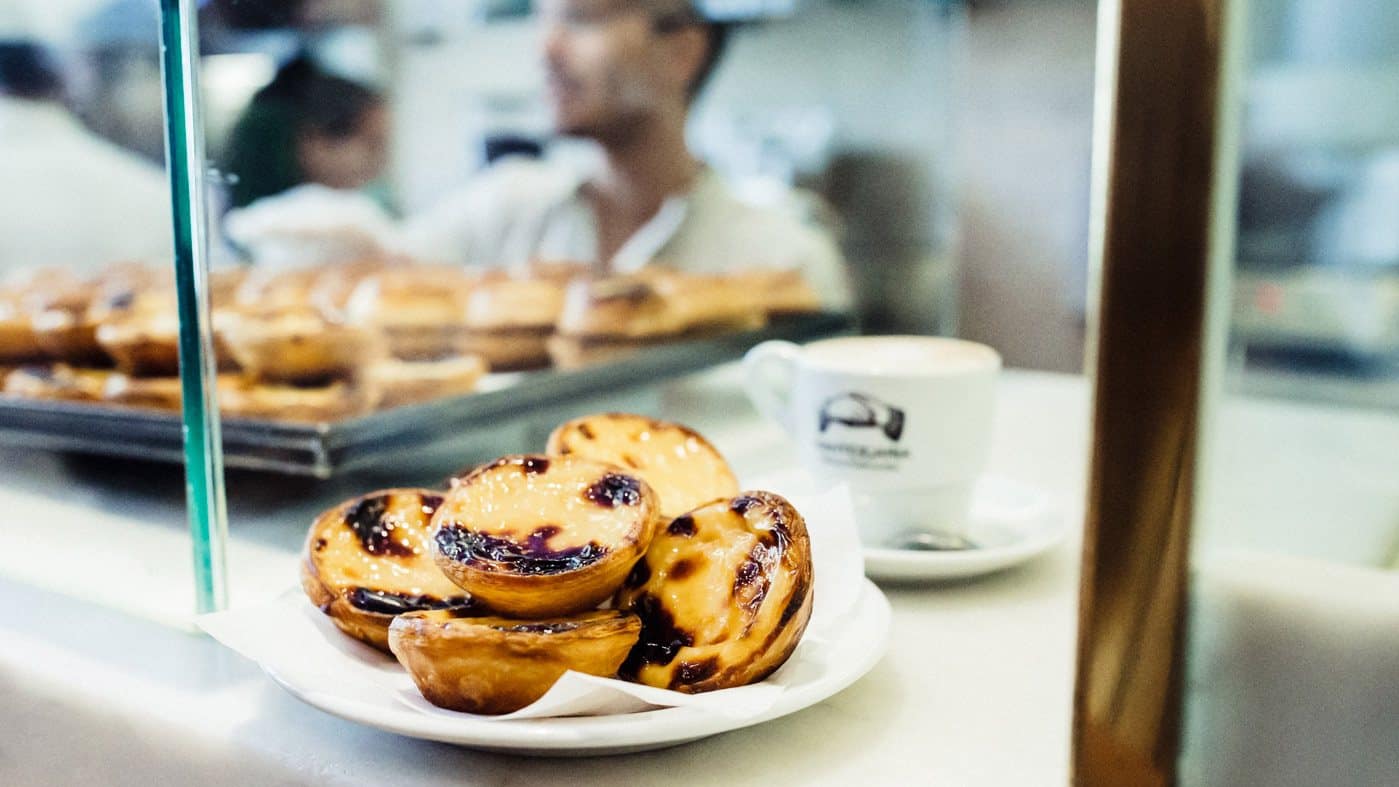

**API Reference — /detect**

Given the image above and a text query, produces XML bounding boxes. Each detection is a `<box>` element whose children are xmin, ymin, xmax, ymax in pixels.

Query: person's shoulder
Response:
<box><xmin>688</xmin><ymin>173</ymin><xmax>839</xmax><ymax>256</ymax></box>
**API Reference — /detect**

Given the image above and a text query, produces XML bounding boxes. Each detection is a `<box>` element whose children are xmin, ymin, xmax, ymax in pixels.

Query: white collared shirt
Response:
<box><xmin>0</xmin><ymin>97</ymin><xmax>172</xmax><ymax>272</ymax></box>
<box><xmin>401</xmin><ymin>156</ymin><xmax>852</xmax><ymax>309</ymax></box>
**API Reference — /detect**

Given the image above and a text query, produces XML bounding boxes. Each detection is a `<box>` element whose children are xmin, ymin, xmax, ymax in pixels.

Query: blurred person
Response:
<box><xmin>0</xmin><ymin>25</ymin><xmax>171</xmax><ymax>272</ymax></box>
<box><xmin>219</xmin><ymin>56</ymin><xmax>391</xmax><ymax>211</ymax></box>
<box><xmin>403</xmin><ymin>0</ymin><xmax>851</xmax><ymax>308</ymax></box>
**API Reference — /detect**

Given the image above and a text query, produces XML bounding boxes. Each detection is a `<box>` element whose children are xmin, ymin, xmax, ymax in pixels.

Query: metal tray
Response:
<box><xmin>0</xmin><ymin>314</ymin><xmax>849</xmax><ymax>478</ymax></box>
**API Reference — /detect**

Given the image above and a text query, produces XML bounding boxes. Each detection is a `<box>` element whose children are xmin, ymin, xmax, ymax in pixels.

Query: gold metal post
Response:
<box><xmin>1073</xmin><ymin>0</ymin><xmax>1241</xmax><ymax>784</ymax></box>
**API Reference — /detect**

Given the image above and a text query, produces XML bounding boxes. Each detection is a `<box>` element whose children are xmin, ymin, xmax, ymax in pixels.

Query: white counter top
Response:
<box><xmin>0</xmin><ymin>367</ymin><xmax>1091</xmax><ymax>785</ymax></box>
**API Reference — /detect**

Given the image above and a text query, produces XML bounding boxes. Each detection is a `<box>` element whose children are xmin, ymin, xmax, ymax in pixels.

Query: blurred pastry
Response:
<box><xmin>304</xmin><ymin>258</ymin><xmax>388</xmax><ymax>315</ymax></box>
<box><xmin>197</xmin><ymin>265</ymin><xmax>246</xmax><ymax>309</ymax></box>
<box><xmin>93</xmin><ymin>290</ymin><xmax>181</xmax><ymax>376</ymax></box>
<box><xmin>2</xmin><ymin>364</ymin><xmax>114</xmax><ymax>402</ymax></box>
<box><xmin>366</xmin><ymin>354</ymin><xmax>487</xmax><ymax>410</ymax></box>
<box><xmin>343</xmin><ymin>265</ymin><xmax>476</xmax><ymax>360</ymax></box>
<box><xmin>547</xmin><ymin>269</ymin><xmax>765</xmax><ymax>369</ymax></box>
<box><xmin>390</xmin><ymin>609</ymin><xmax>640</xmax><ymax>714</ymax></box>
<box><xmin>302</xmin><ymin>488</ymin><xmax>478</xmax><ymax>652</ymax></box>
<box><xmin>231</xmin><ymin>266</ymin><xmax>326</xmax><ymax>313</ymax></box>
<box><xmin>6</xmin><ymin>268</ymin><xmax>91</xmax><ymax>315</ymax></box>
<box><xmin>430</xmin><ymin>454</ymin><xmax>660</xmax><ymax>618</ymax></box>
<box><xmin>102</xmin><ymin>373</ymin><xmax>184</xmax><ymax>411</ymax></box>
<box><xmin>91</xmin><ymin>260</ymin><xmax>163</xmax><ymax>296</ymax></box>
<box><xmin>652</xmin><ymin>270</ymin><xmax>767</xmax><ymax>335</ymax></box>
<box><xmin>615</xmin><ymin>491</ymin><xmax>813</xmax><ymax>693</ymax></box>
<box><xmin>527</xmin><ymin>259</ymin><xmax>594</xmax><ymax>282</ymax></box>
<box><xmin>101</xmin><ymin>374</ymin><xmax>248</xmax><ymax>412</ymax></box>
<box><xmin>215</xmin><ymin>305</ymin><xmax>386</xmax><ymax>384</ymax></box>
<box><xmin>219</xmin><ymin>376</ymin><xmax>378</xmax><ymax>422</ymax></box>
<box><xmin>547</xmin><ymin>274</ymin><xmax>684</xmax><ymax>369</ymax></box>
<box><xmin>0</xmin><ymin>291</ymin><xmax>44</xmax><ymax>363</ymax></box>
<box><xmin>730</xmin><ymin>268</ymin><xmax>822</xmax><ymax>317</ymax></box>
<box><xmin>30</xmin><ymin>307</ymin><xmax>110</xmax><ymax>366</ymax></box>
<box><xmin>547</xmin><ymin>412</ymin><xmax>739</xmax><ymax>518</ymax></box>
<box><xmin>22</xmin><ymin>271</ymin><xmax>109</xmax><ymax>366</ymax></box>
<box><xmin>458</xmin><ymin>277</ymin><xmax>565</xmax><ymax>370</ymax></box>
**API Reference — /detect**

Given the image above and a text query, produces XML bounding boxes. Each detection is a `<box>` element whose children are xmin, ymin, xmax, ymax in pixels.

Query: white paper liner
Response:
<box><xmin>198</xmin><ymin>481</ymin><xmax>862</xmax><ymax>722</ymax></box>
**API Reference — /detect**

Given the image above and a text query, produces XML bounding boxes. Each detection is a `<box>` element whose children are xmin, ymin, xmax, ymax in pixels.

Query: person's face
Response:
<box><xmin>297</xmin><ymin>103</ymin><xmax>390</xmax><ymax>191</ymax></box>
<box><xmin>537</xmin><ymin>0</ymin><xmax>702</xmax><ymax>140</ymax></box>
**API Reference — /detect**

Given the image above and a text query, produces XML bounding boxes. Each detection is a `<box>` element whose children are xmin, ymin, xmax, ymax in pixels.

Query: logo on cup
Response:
<box><xmin>818</xmin><ymin>392</ymin><xmax>906</xmax><ymax>442</ymax></box>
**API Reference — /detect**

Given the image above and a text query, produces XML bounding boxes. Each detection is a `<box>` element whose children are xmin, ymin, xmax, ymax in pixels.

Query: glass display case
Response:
<box><xmin>1</xmin><ymin>0</ymin><xmax>966</xmax><ymax>618</ymax></box>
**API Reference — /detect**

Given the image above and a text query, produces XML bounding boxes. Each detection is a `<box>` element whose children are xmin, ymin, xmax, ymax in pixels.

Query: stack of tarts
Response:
<box><xmin>0</xmin><ymin>260</ymin><xmax>492</xmax><ymax>420</ymax></box>
<box><xmin>2</xmin><ymin>259</ymin><xmax>826</xmax><ymax>423</ymax></box>
<box><xmin>301</xmin><ymin>412</ymin><xmax>815</xmax><ymax>715</ymax></box>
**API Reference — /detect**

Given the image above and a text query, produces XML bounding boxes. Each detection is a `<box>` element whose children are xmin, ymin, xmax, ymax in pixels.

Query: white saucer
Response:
<box><xmin>240</xmin><ymin>580</ymin><xmax>889</xmax><ymax>756</ymax></box>
<box><xmin>862</xmin><ymin>476</ymin><xmax>1065</xmax><ymax>582</ymax></box>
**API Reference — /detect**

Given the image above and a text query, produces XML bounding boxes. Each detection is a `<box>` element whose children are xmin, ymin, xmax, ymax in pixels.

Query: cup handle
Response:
<box><xmin>742</xmin><ymin>340</ymin><xmax>802</xmax><ymax>433</ymax></box>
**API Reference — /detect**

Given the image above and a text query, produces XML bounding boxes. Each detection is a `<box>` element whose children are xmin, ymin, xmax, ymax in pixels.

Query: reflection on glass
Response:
<box><xmin>0</xmin><ymin>0</ymin><xmax>962</xmax><ymax>622</ymax></box>
<box><xmin>1181</xmin><ymin>0</ymin><xmax>1399</xmax><ymax>783</ymax></box>
<box><xmin>0</xmin><ymin>1</ymin><xmax>203</xmax><ymax>622</ymax></box>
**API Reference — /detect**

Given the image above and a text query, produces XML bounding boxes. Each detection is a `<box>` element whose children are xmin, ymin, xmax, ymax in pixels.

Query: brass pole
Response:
<box><xmin>1073</xmin><ymin>0</ymin><xmax>1241</xmax><ymax>784</ymax></box>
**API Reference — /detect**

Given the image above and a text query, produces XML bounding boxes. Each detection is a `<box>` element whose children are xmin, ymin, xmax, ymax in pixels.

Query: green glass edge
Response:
<box><xmin>159</xmin><ymin>0</ymin><xmax>229</xmax><ymax>614</ymax></box>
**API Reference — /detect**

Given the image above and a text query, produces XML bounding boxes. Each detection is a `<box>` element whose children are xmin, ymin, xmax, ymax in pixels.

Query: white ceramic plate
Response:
<box><xmin>863</xmin><ymin>476</ymin><xmax>1065</xmax><ymax>582</ymax></box>
<box><xmin>262</xmin><ymin>579</ymin><xmax>891</xmax><ymax>756</ymax></box>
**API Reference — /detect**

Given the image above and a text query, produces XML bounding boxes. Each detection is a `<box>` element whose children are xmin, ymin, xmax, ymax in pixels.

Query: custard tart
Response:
<box><xmin>30</xmin><ymin>307</ymin><xmax>109</xmax><ymax>366</ymax></box>
<box><xmin>342</xmin><ymin>266</ymin><xmax>476</xmax><ymax>360</ymax></box>
<box><xmin>302</xmin><ymin>488</ymin><xmax>477</xmax><ymax>652</ymax></box>
<box><xmin>365</xmin><ymin>354</ymin><xmax>487</xmax><ymax>410</ymax></box>
<box><xmin>0</xmin><ymin>291</ymin><xmax>43</xmax><ymax>363</ymax></box>
<box><xmin>215</xmin><ymin>305</ymin><xmax>386</xmax><ymax>384</ymax></box>
<box><xmin>430</xmin><ymin>454</ymin><xmax>660</xmax><ymax>618</ymax></box>
<box><xmin>389</xmin><ymin>609</ymin><xmax>641</xmax><ymax>714</ymax></box>
<box><xmin>219</xmin><ymin>377</ymin><xmax>377</xmax><ymax>422</ymax></box>
<box><xmin>457</xmin><ymin>277</ymin><xmax>565</xmax><ymax>370</ymax></box>
<box><xmin>615</xmin><ymin>491</ymin><xmax>814</xmax><ymax>693</ymax></box>
<box><xmin>546</xmin><ymin>413</ymin><xmax>739</xmax><ymax>518</ymax></box>
<box><xmin>2</xmin><ymin>364</ymin><xmax>113</xmax><ymax>402</ymax></box>
<box><xmin>93</xmin><ymin>290</ymin><xmax>181</xmax><ymax>376</ymax></box>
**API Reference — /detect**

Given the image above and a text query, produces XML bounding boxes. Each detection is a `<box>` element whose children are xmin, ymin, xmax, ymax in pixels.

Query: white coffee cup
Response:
<box><xmin>742</xmin><ymin>336</ymin><xmax>1001</xmax><ymax>547</ymax></box>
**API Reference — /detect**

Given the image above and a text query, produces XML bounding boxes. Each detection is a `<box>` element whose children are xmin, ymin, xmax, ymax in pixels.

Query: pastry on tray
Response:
<box><xmin>547</xmin><ymin>273</ymin><xmax>685</xmax><ymax>369</ymax></box>
<box><xmin>457</xmin><ymin>276</ymin><xmax>565</xmax><ymax>371</ymax></box>
<box><xmin>615</xmin><ymin>491</ymin><xmax>814</xmax><ymax>693</ymax></box>
<box><xmin>302</xmin><ymin>489</ymin><xmax>480</xmax><ymax>652</ymax></box>
<box><xmin>29</xmin><ymin>299</ymin><xmax>109</xmax><ymax>367</ymax></box>
<box><xmin>1</xmin><ymin>364</ymin><xmax>114</xmax><ymax>402</ymax></box>
<box><xmin>303</xmin><ymin>258</ymin><xmax>388</xmax><ymax>315</ymax></box>
<box><xmin>343</xmin><ymin>265</ymin><xmax>477</xmax><ymax>360</ymax></box>
<box><xmin>389</xmin><ymin>609</ymin><xmax>641</xmax><ymax>714</ymax></box>
<box><xmin>652</xmin><ymin>270</ymin><xmax>768</xmax><ymax>335</ymax></box>
<box><xmin>93</xmin><ymin>290</ymin><xmax>181</xmax><ymax>376</ymax></box>
<box><xmin>526</xmin><ymin>259</ymin><xmax>594</xmax><ymax>282</ymax></box>
<box><xmin>26</xmin><ymin>265</ymin><xmax>169</xmax><ymax>367</ymax></box>
<box><xmin>219</xmin><ymin>376</ymin><xmax>379</xmax><ymax>422</ymax></box>
<box><xmin>730</xmin><ymin>268</ymin><xmax>823</xmax><ymax>317</ymax></box>
<box><xmin>0</xmin><ymin>291</ymin><xmax>43</xmax><ymax>363</ymax></box>
<box><xmin>215</xmin><ymin>305</ymin><xmax>386</xmax><ymax>384</ymax></box>
<box><xmin>429</xmin><ymin>454</ymin><xmax>660</xmax><ymax>618</ymax></box>
<box><xmin>365</xmin><ymin>354</ymin><xmax>487</xmax><ymax>410</ymax></box>
<box><xmin>547</xmin><ymin>268</ymin><xmax>768</xmax><ymax>369</ymax></box>
<box><xmin>232</xmin><ymin>266</ymin><xmax>326</xmax><ymax>312</ymax></box>
<box><xmin>547</xmin><ymin>412</ymin><xmax>740</xmax><ymax>518</ymax></box>
<box><xmin>102</xmin><ymin>373</ymin><xmax>184</xmax><ymax>411</ymax></box>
